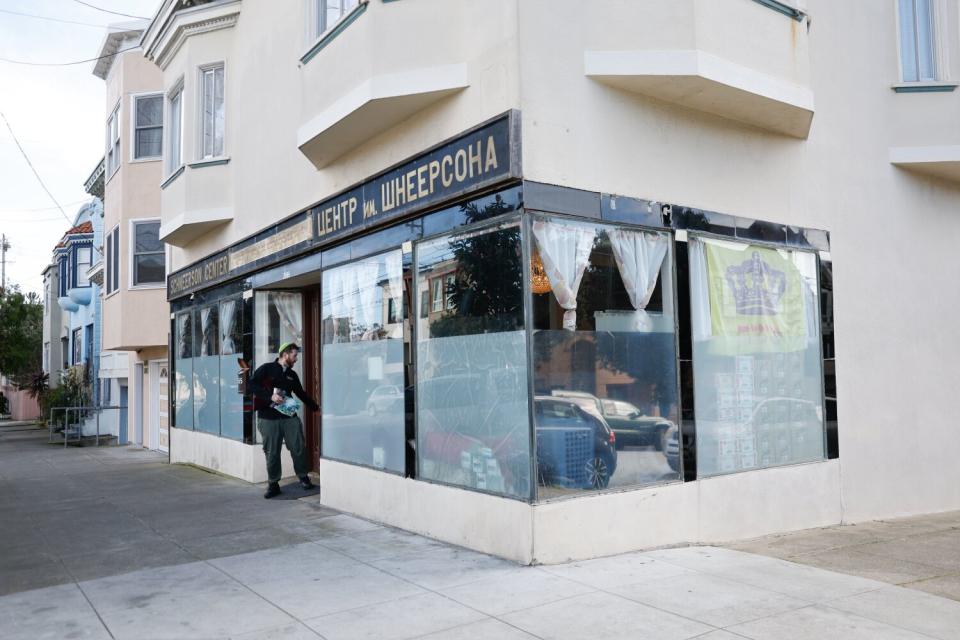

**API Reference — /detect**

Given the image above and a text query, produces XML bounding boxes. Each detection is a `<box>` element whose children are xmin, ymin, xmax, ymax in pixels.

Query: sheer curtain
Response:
<box><xmin>532</xmin><ymin>220</ymin><xmax>596</xmax><ymax>330</ymax></box>
<box><xmin>219</xmin><ymin>299</ymin><xmax>237</xmax><ymax>353</ymax></box>
<box><xmin>355</xmin><ymin>260</ymin><xmax>381</xmax><ymax>336</ymax></box>
<box><xmin>272</xmin><ymin>292</ymin><xmax>302</xmax><ymax>344</ymax></box>
<box><xmin>608</xmin><ymin>229</ymin><xmax>669</xmax><ymax>331</ymax></box>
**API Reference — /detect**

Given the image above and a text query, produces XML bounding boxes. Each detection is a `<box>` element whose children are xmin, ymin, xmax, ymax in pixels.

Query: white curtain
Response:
<box><xmin>355</xmin><ymin>260</ymin><xmax>381</xmax><ymax>336</ymax></box>
<box><xmin>324</xmin><ymin>266</ymin><xmax>349</xmax><ymax>321</ymax></box>
<box><xmin>199</xmin><ymin>307</ymin><xmax>214</xmax><ymax>356</ymax></box>
<box><xmin>688</xmin><ymin>238</ymin><xmax>712</xmax><ymax>342</ymax></box>
<box><xmin>271</xmin><ymin>292</ymin><xmax>302</xmax><ymax>345</ymax></box>
<box><xmin>219</xmin><ymin>299</ymin><xmax>237</xmax><ymax>354</ymax></box>
<box><xmin>532</xmin><ymin>220</ymin><xmax>596</xmax><ymax>331</ymax></box>
<box><xmin>608</xmin><ymin>229</ymin><xmax>669</xmax><ymax>331</ymax></box>
<box><xmin>385</xmin><ymin>250</ymin><xmax>404</xmax><ymax>338</ymax></box>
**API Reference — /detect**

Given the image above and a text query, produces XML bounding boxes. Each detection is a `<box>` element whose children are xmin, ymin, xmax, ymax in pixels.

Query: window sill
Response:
<box><xmin>130</xmin><ymin>156</ymin><xmax>162</xmax><ymax>164</ymax></box>
<box><xmin>128</xmin><ymin>284</ymin><xmax>166</xmax><ymax>291</ymax></box>
<box><xmin>300</xmin><ymin>1</ymin><xmax>368</xmax><ymax>66</ymax></box>
<box><xmin>188</xmin><ymin>156</ymin><xmax>230</xmax><ymax>169</ymax></box>
<box><xmin>892</xmin><ymin>82</ymin><xmax>959</xmax><ymax>93</ymax></box>
<box><xmin>160</xmin><ymin>165</ymin><xmax>185</xmax><ymax>189</ymax></box>
<box><xmin>104</xmin><ymin>289</ymin><xmax>119</xmax><ymax>300</ymax></box>
<box><xmin>750</xmin><ymin>0</ymin><xmax>805</xmax><ymax>21</ymax></box>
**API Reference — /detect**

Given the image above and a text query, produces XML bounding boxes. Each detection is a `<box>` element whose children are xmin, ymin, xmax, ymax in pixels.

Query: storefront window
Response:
<box><xmin>321</xmin><ymin>249</ymin><xmax>406</xmax><ymax>472</ymax></box>
<box><xmin>688</xmin><ymin>237</ymin><xmax>825</xmax><ymax>476</ymax></box>
<box><xmin>531</xmin><ymin>217</ymin><xmax>680</xmax><ymax>498</ymax></box>
<box><xmin>416</xmin><ymin>220</ymin><xmax>531</xmax><ymax>499</ymax></box>
<box><xmin>254</xmin><ymin>291</ymin><xmax>304</xmax><ymax>441</ymax></box>
<box><xmin>194</xmin><ymin>305</ymin><xmax>220</xmax><ymax>434</ymax></box>
<box><xmin>219</xmin><ymin>298</ymin><xmax>244</xmax><ymax>440</ymax></box>
<box><xmin>174</xmin><ymin>312</ymin><xmax>194</xmax><ymax>428</ymax></box>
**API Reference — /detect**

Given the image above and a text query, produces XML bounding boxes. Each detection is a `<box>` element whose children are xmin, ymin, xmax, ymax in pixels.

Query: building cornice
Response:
<box><xmin>142</xmin><ymin>0</ymin><xmax>241</xmax><ymax>70</ymax></box>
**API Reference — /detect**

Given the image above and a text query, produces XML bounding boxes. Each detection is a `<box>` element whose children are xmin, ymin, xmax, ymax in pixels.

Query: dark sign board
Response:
<box><xmin>168</xmin><ymin>112</ymin><xmax>519</xmax><ymax>300</ymax></box>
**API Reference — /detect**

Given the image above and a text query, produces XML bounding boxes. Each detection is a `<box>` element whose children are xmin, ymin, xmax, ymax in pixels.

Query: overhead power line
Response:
<box><xmin>0</xmin><ymin>8</ymin><xmax>113</xmax><ymax>28</ymax></box>
<box><xmin>0</xmin><ymin>112</ymin><xmax>72</xmax><ymax>226</ymax></box>
<box><xmin>71</xmin><ymin>0</ymin><xmax>150</xmax><ymax>20</ymax></box>
<box><xmin>0</xmin><ymin>45</ymin><xmax>140</xmax><ymax>66</ymax></box>
<box><xmin>0</xmin><ymin>199</ymin><xmax>89</xmax><ymax>214</ymax></box>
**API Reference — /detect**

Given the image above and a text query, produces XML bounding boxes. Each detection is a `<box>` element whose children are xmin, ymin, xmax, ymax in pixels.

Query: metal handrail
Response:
<box><xmin>49</xmin><ymin>405</ymin><xmax>127</xmax><ymax>447</ymax></box>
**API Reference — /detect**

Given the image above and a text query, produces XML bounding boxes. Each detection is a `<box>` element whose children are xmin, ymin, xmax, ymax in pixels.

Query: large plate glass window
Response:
<box><xmin>416</xmin><ymin>220</ymin><xmax>531</xmax><ymax>499</ymax></box>
<box><xmin>531</xmin><ymin>216</ymin><xmax>680</xmax><ymax>498</ymax></box>
<box><xmin>254</xmin><ymin>291</ymin><xmax>304</xmax><ymax>441</ymax></box>
<box><xmin>174</xmin><ymin>311</ymin><xmax>194</xmax><ymax>428</ymax></box>
<box><xmin>321</xmin><ymin>249</ymin><xmax>406</xmax><ymax>472</ymax></box>
<box><xmin>133</xmin><ymin>94</ymin><xmax>163</xmax><ymax>160</ymax></box>
<box><xmin>688</xmin><ymin>237</ymin><xmax>825</xmax><ymax>476</ymax></box>
<box><xmin>194</xmin><ymin>305</ymin><xmax>220</xmax><ymax>434</ymax></box>
<box><xmin>219</xmin><ymin>298</ymin><xmax>244</xmax><ymax>440</ymax></box>
<box><xmin>898</xmin><ymin>0</ymin><xmax>937</xmax><ymax>82</ymax></box>
<box><xmin>132</xmin><ymin>221</ymin><xmax>165</xmax><ymax>286</ymax></box>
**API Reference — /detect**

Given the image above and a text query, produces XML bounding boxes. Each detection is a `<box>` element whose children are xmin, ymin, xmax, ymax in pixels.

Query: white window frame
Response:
<box><xmin>106</xmin><ymin>101</ymin><xmax>121</xmax><ymax>179</ymax></box>
<box><xmin>130</xmin><ymin>92</ymin><xmax>164</xmax><ymax>162</ymax></box>
<box><xmin>128</xmin><ymin>218</ymin><xmax>166</xmax><ymax>290</ymax></box>
<box><xmin>197</xmin><ymin>63</ymin><xmax>226</xmax><ymax>161</ymax></box>
<box><xmin>76</xmin><ymin>246</ymin><xmax>92</xmax><ymax>287</ymax></box>
<box><xmin>105</xmin><ymin>225</ymin><xmax>120</xmax><ymax>298</ymax></box>
<box><xmin>307</xmin><ymin>0</ymin><xmax>362</xmax><ymax>42</ymax></box>
<box><xmin>165</xmin><ymin>79</ymin><xmax>185</xmax><ymax>178</ymax></box>
<box><xmin>895</xmin><ymin>0</ymin><xmax>948</xmax><ymax>83</ymax></box>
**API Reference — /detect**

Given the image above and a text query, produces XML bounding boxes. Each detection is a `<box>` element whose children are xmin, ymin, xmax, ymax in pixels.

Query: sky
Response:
<box><xmin>0</xmin><ymin>0</ymin><xmax>160</xmax><ymax>296</ymax></box>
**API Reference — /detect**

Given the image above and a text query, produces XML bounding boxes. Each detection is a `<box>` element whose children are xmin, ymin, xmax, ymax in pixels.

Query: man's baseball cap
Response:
<box><xmin>278</xmin><ymin>342</ymin><xmax>300</xmax><ymax>356</ymax></box>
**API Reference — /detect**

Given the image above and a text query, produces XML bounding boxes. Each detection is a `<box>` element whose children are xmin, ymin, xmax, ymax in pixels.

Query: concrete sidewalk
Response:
<box><xmin>2</xmin><ymin>425</ymin><xmax>960</xmax><ymax>639</ymax></box>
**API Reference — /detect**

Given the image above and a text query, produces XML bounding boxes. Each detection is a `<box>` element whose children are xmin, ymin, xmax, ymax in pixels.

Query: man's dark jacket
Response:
<box><xmin>249</xmin><ymin>359</ymin><xmax>319</xmax><ymax>420</ymax></box>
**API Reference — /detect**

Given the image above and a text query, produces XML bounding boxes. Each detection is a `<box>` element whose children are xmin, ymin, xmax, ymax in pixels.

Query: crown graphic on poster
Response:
<box><xmin>724</xmin><ymin>251</ymin><xmax>786</xmax><ymax>316</ymax></box>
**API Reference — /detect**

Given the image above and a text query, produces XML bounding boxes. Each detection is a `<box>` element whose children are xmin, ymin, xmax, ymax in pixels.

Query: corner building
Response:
<box><xmin>143</xmin><ymin>0</ymin><xmax>960</xmax><ymax>563</ymax></box>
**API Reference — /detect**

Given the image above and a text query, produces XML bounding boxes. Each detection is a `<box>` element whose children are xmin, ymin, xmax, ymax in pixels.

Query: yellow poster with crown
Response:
<box><xmin>704</xmin><ymin>242</ymin><xmax>807</xmax><ymax>352</ymax></box>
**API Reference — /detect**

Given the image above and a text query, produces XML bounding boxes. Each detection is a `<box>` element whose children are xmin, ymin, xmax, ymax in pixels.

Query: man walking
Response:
<box><xmin>249</xmin><ymin>342</ymin><xmax>319</xmax><ymax>498</ymax></box>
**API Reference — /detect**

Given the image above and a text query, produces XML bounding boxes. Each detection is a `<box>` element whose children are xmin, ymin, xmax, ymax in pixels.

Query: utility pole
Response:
<box><xmin>0</xmin><ymin>234</ymin><xmax>9</xmax><ymax>293</ymax></box>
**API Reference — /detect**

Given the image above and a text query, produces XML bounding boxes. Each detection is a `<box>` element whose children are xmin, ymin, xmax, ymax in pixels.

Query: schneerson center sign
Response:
<box><xmin>167</xmin><ymin>112</ymin><xmax>519</xmax><ymax>300</ymax></box>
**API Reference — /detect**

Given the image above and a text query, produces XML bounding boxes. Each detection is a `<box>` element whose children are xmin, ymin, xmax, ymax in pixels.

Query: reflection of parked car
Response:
<box><xmin>535</xmin><ymin>396</ymin><xmax>617</xmax><ymax>490</ymax></box>
<box><xmin>366</xmin><ymin>384</ymin><xmax>403</xmax><ymax>416</ymax></box>
<box><xmin>551</xmin><ymin>391</ymin><xmax>673</xmax><ymax>451</ymax></box>
<box><xmin>665</xmin><ymin>424</ymin><xmax>681</xmax><ymax>473</ymax></box>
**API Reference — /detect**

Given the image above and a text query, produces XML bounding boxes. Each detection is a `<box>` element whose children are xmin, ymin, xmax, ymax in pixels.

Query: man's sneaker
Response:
<box><xmin>298</xmin><ymin>475</ymin><xmax>315</xmax><ymax>490</ymax></box>
<box><xmin>263</xmin><ymin>483</ymin><xmax>281</xmax><ymax>499</ymax></box>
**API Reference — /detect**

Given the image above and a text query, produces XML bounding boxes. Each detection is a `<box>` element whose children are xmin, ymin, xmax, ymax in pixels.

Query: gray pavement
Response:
<box><xmin>2</xmin><ymin>421</ymin><xmax>960</xmax><ymax>639</ymax></box>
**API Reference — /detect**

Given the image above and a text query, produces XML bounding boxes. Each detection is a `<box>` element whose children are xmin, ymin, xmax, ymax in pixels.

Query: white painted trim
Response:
<box><xmin>133</xmin><ymin>361</ymin><xmax>144</xmax><ymax>445</ymax></box>
<box><xmin>128</xmin><ymin>217</ymin><xmax>165</xmax><ymax>289</ymax></box>
<box><xmin>159</xmin><ymin>207</ymin><xmax>234</xmax><ymax>245</ymax></box>
<box><xmin>297</xmin><ymin>63</ymin><xmax>470</xmax><ymax>148</ymax></box>
<box><xmin>584</xmin><ymin>49</ymin><xmax>815</xmax><ymax>113</ymax></box>
<box><xmin>129</xmin><ymin>91</ymin><xmax>164</xmax><ymax>164</ymax></box>
<box><xmin>165</xmin><ymin>78</ymin><xmax>185</xmax><ymax>177</ymax></box>
<box><xmin>196</xmin><ymin>61</ymin><xmax>227</xmax><ymax>162</ymax></box>
<box><xmin>889</xmin><ymin>144</ymin><xmax>960</xmax><ymax>163</ymax></box>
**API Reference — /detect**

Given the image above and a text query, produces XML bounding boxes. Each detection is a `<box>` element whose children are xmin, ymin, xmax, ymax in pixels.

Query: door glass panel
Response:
<box><xmin>254</xmin><ymin>291</ymin><xmax>303</xmax><ymax>442</ymax></box>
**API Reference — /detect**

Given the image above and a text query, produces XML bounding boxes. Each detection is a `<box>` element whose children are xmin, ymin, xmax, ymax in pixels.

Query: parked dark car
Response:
<box><xmin>535</xmin><ymin>396</ymin><xmax>617</xmax><ymax>490</ymax></box>
<box><xmin>551</xmin><ymin>391</ymin><xmax>674</xmax><ymax>451</ymax></box>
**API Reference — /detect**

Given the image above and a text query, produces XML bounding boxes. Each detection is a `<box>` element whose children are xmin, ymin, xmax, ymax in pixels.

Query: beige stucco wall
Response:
<box><xmin>101</xmin><ymin>48</ymin><xmax>168</xmax><ymax>353</ymax></box>
<box><xmin>148</xmin><ymin>0</ymin><xmax>960</xmax><ymax>560</ymax></box>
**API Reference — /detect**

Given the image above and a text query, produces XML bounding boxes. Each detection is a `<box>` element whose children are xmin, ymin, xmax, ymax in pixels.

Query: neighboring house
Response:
<box><xmin>139</xmin><ymin>0</ymin><xmax>960</xmax><ymax>566</ymax></box>
<box><xmin>52</xmin><ymin>202</ymin><xmax>103</xmax><ymax>409</ymax></box>
<box><xmin>40</xmin><ymin>261</ymin><xmax>64</xmax><ymax>390</ymax></box>
<box><xmin>92</xmin><ymin>22</ymin><xmax>170</xmax><ymax>452</ymax></box>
